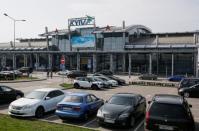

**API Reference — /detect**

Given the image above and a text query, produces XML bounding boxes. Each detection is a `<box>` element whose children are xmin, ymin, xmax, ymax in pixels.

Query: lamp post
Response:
<box><xmin>4</xmin><ymin>13</ymin><xmax>26</xmax><ymax>69</ymax></box>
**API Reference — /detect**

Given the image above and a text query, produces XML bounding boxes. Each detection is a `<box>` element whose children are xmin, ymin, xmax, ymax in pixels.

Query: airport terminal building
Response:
<box><xmin>0</xmin><ymin>22</ymin><xmax>199</xmax><ymax>77</ymax></box>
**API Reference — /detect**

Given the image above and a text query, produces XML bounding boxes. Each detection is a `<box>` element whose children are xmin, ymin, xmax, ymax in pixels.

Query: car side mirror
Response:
<box><xmin>148</xmin><ymin>101</ymin><xmax>151</xmax><ymax>104</ymax></box>
<box><xmin>189</xmin><ymin>104</ymin><xmax>192</xmax><ymax>108</ymax></box>
<box><xmin>45</xmin><ymin>97</ymin><xmax>51</xmax><ymax>100</ymax></box>
<box><xmin>105</xmin><ymin>100</ymin><xmax>108</xmax><ymax>103</ymax></box>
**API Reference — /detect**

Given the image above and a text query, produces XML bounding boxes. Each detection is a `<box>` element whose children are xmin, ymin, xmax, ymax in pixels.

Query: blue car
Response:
<box><xmin>168</xmin><ymin>75</ymin><xmax>185</xmax><ymax>82</ymax></box>
<box><xmin>55</xmin><ymin>92</ymin><xmax>104</xmax><ymax>120</ymax></box>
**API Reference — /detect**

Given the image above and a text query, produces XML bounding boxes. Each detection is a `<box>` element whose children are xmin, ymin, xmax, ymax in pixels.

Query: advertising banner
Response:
<box><xmin>71</xmin><ymin>35</ymin><xmax>95</xmax><ymax>48</ymax></box>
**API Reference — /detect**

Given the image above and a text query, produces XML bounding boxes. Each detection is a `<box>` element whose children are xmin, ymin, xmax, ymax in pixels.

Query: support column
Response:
<box><xmin>12</xmin><ymin>54</ymin><xmax>16</xmax><ymax>69</ymax></box>
<box><xmin>24</xmin><ymin>54</ymin><xmax>28</xmax><ymax>67</ymax></box>
<box><xmin>110</xmin><ymin>54</ymin><xmax>113</xmax><ymax>72</ymax></box>
<box><xmin>171</xmin><ymin>53</ymin><xmax>174</xmax><ymax>76</ymax></box>
<box><xmin>69</xmin><ymin>55</ymin><xmax>73</xmax><ymax>70</ymax></box>
<box><xmin>35</xmin><ymin>54</ymin><xmax>39</xmax><ymax>70</ymax></box>
<box><xmin>122</xmin><ymin>54</ymin><xmax>126</xmax><ymax>72</ymax></box>
<box><xmin>195</xmin><ymin>52</ymin><xmax>198</xmax><ymax>77</ymax></box>
<box><xmin>128</xmin><ymin>54</ymin><xmax>132</xmax><ymax>78</ymax></box>
<box><xmin>2</xmin><ymin>55</ymin><xmax>6</xmax><ymax>67</ymax></box>
<box><xmin>156</xmin><ymin>53</ymin><xmax>159</xmax><ymax>75</ymax></box>
<box><xmin>149</xmin><ymin>53</ymin><xmax>152</xmax><ymax>74</ymax></box>
<box><xmin>93</xmin><ymin>54</ymin><xmax>97</xmax><ymax>73</ymax></box>
<box><xmin>76</xmin><ymin>53</ymin><xmax>80</xmax><ymax>70</ymax></box>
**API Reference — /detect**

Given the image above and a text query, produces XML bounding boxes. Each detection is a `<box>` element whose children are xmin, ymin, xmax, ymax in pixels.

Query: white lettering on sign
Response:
<box><xmin>69</xmin><ymin>16</ymin><xmax>95</xmax><ymax>26</ymax></box>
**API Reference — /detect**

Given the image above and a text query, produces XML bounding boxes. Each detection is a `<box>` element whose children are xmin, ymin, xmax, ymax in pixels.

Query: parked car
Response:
<box><xmin>67</xmin><ymin>70</ymin><xmax>87</xmax><ymax>78</ymax></box>
<box><xmin>178</xmin><ymin>78</ymin><xmax>199</xmax><ymax>90</ymax></box>
<box><xmin>168</xmin><ymin>75</ymin><xmax>185</xmax><ymax>82</ymax></box>
<box><xmin>107</xmin><ymin>75</ymin><xmax>126</xmax><ymax>85</ymax></box>
<box><xmin>56</xmin><ymin>92</ymin><xmax>104</xmax><ymax>120</ymax></box>
<box><xmin>139</xmin><ymin>74</ymin><xmax>157</xmax><ymax>80</ymax></box>
<box><xmin>73</xmin><ymin>77</ymin><xmax>104</xmax><ymax>90</ymax></box>
<box><xmin>97</xmin><ymin>93</ymin><xmax>146</xmax><ymax>127</ymax></box>
<box><xmin>96</xmin><ymin>70</ymin><xmax>113</xmax><ymax>76</ymax></box>
<box><xmin>18</xmin><ymin>67</ymin><xmax>33</xmax><ymax>74</ymax></box>
<box><xmin>146</xmin><ymin>94</ymin><xmax>194</xmax><ymax>131</ymax></box>
<box><xmin>93</xmin><ymin>74</ymin><xmax>118</xmax><ymax>87</ymax></box>
<box><xmin>58</xmin><ymin>70</ymin><xmax>70</xmax><ymax>75</ymax></box>
<box><xmin>0</xmin><ymin>85</ymin><xmax>24</xmax><ymax>104</ymax></box>
<box><xmin>91</xmin><ymin>77</ymin><xmax>111</xmax><ymax>88</ymax></box>
<box><xmin>178</xmin><ymin>83</ymin><xmax>199</xmax><ymax>98</ymax></box>
<box><xmin>8</xmin><ymin>88</ymin><xmax>65</xmax><ymax>118</ymax></box>
<box><xmin>0</xmin><ymin>71</ymin><xmax>14</xmax><ymax>80</ymax></box>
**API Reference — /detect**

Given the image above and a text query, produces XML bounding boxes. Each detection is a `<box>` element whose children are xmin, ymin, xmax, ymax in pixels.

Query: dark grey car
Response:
<box><xmin>97</xmin><ymin>93</ymin><xmax>146</xmax><ymax>127</ymax></box>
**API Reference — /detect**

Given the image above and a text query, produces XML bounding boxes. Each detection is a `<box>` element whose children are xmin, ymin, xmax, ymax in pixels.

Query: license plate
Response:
<box><xmin>159</xmin><ymin>125</ymin><xmax>174</xmax><ymax>130</ymax></box>
<box><xmin>104</xmin><ymin>119</ymin><xmax>115</xmax><ymax>124</ymax></box>
<box><xmin>11</xmin><ymin>110</ymin><xmax>20</xmax><ymax>113</ymax></box>
<box><xmin>63</xmin><ymin>107</ymin><xmax>71</xmax><ymax>111</ymax></box>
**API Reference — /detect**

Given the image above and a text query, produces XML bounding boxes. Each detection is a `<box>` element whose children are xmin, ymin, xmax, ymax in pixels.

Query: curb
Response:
<box><xmin>0</xmin><ymin>78</ymin><xmax>47</xmax><ymax>83</ymax></box>
<box><xmin>129</xmin><ymin>81</ymin><xmax>178</xmax><ymax>87</ymax></box>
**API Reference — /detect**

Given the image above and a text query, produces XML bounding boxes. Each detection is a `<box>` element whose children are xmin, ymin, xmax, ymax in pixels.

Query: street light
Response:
<box><xmin>4</xmin><ymin>13</ymin><xmax>26</xmax><ymax>48</ymax></box>
<box><xmin>4</xmin><ymin>13</ymin><xmax>26</xmax><ymax>70</ymax></box>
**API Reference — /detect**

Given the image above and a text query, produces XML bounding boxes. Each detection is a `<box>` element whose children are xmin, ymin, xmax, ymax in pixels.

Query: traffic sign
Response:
<box><xmin>60</xmin><ymin>56</ymin><xmax>65</xmax><ymax>64</ymax></box>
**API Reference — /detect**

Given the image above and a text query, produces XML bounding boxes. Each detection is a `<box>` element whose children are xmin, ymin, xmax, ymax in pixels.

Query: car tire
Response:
<box><xmin>91</xmin><ymin>85</ymin><xmax>98</xmax><ymax>90</ymax></box>
<box><xmin>35</xmin><ymin>107</ymin><xmax>44</xmax><ymax>118</ymax></box>
<box><xmin>184</xmin><ymin>92</ymin><xmax>190</xmax><ymax>98</ymax></box>
<box><xmin>16</xmin><ymin>95</ymin><xmax>22</xmax><ymax>100</ymax></box>
<box><xmin>74</xmin><ymin>83</ymin><xmax>80</xmax><ymax>89</ymax></box>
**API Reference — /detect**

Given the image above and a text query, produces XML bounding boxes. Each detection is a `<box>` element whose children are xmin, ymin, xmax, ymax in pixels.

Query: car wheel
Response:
<box><xmin>35</xmin><ymin>107</ymin><xmax>44</xmax><ymax>118</ymax></box>
<box><xmin>130</xmin><ymin>116</ymin><xmax>135</xmax><ymax>127</ymax></box>
<box><xmin>74</xmin><ymin>83</ymin><xmax>80</xmax><ymax>89</ymax></box>
<box><xmin>91</xmin><ymin>85</ymin><xmax>98</xmax><ymax>90</ymax></box>
<box><xmin>184</xmin><ymin>92</ymin><xmax>190</xmax><ymax>98</ymax></box>
<box><xmin>16</xmin><ymin>95</ymin><xmax>22</xmax><ymax>100</ymax></box>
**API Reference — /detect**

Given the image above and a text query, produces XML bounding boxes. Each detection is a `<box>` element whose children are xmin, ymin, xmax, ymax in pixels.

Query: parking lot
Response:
<box><xmin>0</xmin><ymin>75</ymin><xmax>199</xmax><ymax>131</ymax></box>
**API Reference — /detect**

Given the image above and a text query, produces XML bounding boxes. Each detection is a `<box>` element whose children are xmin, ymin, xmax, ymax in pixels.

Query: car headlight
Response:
<box><xmin>119</xmin><ymin>113</ymin><xmax>130</xmax><ymax>119</ymax></box>
<box><xmin>23</xmin><ymin>105</ymin><xmax>33</xmax><ymax>109</ymax></box>
<box><xmin>179</xmin><ymin>89</ymin><xmax>183</xmax><ymax>92</ymax></box>
<box><xmin>97</xmin><ymin>110</ymin><xmax>103</xmax><ymax>117</ymax></box>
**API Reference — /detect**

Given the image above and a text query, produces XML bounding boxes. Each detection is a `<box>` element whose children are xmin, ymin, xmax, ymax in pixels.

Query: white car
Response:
<box><xmin>94</xmin><ymin>75</ymin><xmax>118</xmax><ymax>87</ymax></box>
<box><xmin>8</xmin><ymin>88</ymin><xmax>65</xmax><ymax>118</ymax></box>
<box><xmin>73</xmin><ymin>77</ymin><xmax>104</xmax><ymax>90</ymax></box>
<box><xmin>58</xmin><ymin>70</ymin><xmax>70</xmax><ymax>75</ymax></box>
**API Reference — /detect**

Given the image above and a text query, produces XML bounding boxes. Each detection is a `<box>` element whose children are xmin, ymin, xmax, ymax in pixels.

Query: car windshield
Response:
<box><xmin>64</xmin><ymin>95</ymin><xmax>83</xmax><ymax>103</ymax></box>
<box><xmin>25</xmin><ymin>91</ymin><xmax>47</xmax><ymax>100</ymax></box>
<box><xmin>149</xmin><ymin>103</ymin><xmax>187</xmax><ymax>119</ymax></box>
<box><xmin>108</xmin><ymin>96</ymin><xmax>134</xmax><ymax>106</ymax></box>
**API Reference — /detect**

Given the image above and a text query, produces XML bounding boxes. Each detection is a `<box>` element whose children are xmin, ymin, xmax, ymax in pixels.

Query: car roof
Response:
<box><xmin>113</xmin><ymin>93</ymin><xmax>139</xmax><ymax>97</ymax></box>
<box><xmin>35</xmin><ymin>88</ymin><xmax>60</xmax><ymax>92</ymax></box>
<box><xmin>153</xmin><ymin>94</ymin><xmax>183</xmax><ymax>105</ymax></box>
<box><xmin>68</xmin><ymin>92</ymin><xmax>90</xmax><ymax>96</ymax></box>
<box><xmin>183</xmin><ymin>77</ymin><xmax>199</xmax><ymax>80</ymax></box>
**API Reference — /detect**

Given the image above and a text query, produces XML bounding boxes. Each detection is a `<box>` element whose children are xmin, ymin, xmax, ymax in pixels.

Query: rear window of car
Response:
<box><xmin>108</xmin><ymin>96</ymin><xmax>134</xmax><ymax>106</ymax></box>
<box><xmin>149</xmin><ymin>103</ymin><xmax>187</xmax><ymax>119</ymax></box>
<box><xmin>64</xmin><ymin>95</ymin><xmax>83</xmax><ymax>103</ymax></box>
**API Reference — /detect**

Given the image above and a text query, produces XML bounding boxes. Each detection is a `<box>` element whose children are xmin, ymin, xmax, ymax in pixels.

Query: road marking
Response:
<box><xmin>134</xmin><ymin>119</ymin><xmax>144</xmax><ymax>131</ymax></box>
<box><xmin>146</xmin><ymin>94</ymin><xmax>151</xmax><ymax>99</ymax></box>
<box><xmin>83</xmin><ymin>118</ymin><xmax>97</xmax><ymax>127</ymax></box>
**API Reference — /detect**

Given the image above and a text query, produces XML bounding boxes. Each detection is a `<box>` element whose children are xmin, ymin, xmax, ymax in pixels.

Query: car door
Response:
<box><xmin>44</xmin><ymin>91</ymin><xmax>57</xmax><ymax>112</ymax></box>
<box><xmin>53</xmin><ymin>90</ymin><xmax>65</xmax><ymax>105</ymax></box>
<box><xmin>90</xmin><ymin>94</ymin><xmax>102</xmax><ymax>112</ymax></box>
<box><xmin>192</xmin><ymin>85</ymin><xmax>199</xmax><ymax>97</ymax></box>
<box><xmin>1</xmin><ymin>86</ymin><xmax>16</xmax><ymax>101</ymax></box>
<box><xmin>85</xmin><ymin>95</ymin><xmax>96</xmax><ymax>114</ymax></box>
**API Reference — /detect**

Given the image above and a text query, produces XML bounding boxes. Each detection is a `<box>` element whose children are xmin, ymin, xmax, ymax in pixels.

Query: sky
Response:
<box><xmin>0</xmin><ymin>0</ymin><xmax>199</xmax><ymax>42</ymax></box>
